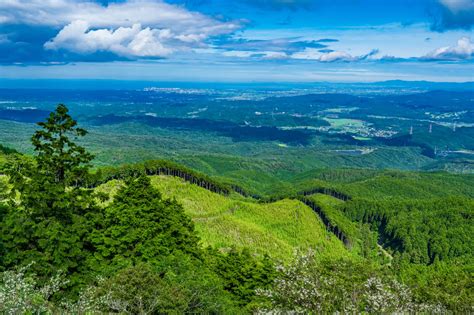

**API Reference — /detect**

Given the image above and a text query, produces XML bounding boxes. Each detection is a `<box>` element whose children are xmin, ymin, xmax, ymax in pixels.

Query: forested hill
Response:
<box><xmin>0</xmin><ymin>105</ymin><xmax>473</xmax><ymax>313</ymax></box>
<box><xmin>89</xmin><ymin>157</ymin><xmax>473</xmax><ymax>265</ymax></box>
<box><xmin>0</xmin><ymin>143</ymin><xmax>16</xmax><ymax>155</ymax></box>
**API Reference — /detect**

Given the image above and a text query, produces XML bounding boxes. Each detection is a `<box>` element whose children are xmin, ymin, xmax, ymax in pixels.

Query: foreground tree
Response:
<box><xmin>205</xmin><ymin>247</ymin><xmax>276</xmax><ymax>309</ymax></box>
<box><xmin>69</xmin><ymin>257</ymin><xmax>238</xmax><ymax>313</ymax></box>
<box><xmin>7</xmin><ymin>104</ymin><xmax>95</xmax><ymax>220</ymax></box>
<box><xmin>89</xmin><ymin>175</ymin><xmax>201</xmax><ymax>273</ymax></box>
<box><xmin>32</xmin><ymin>104</ymin><xmax>92</xmax><ymax>185</ymax></box>
<box><xmin>1</xmin><ymin>104</ymin><xmax>99</xmax><ymax>286</ymax></box>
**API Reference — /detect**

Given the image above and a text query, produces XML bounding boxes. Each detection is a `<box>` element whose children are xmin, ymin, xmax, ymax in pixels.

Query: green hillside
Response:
<box><xmin>98</xmin><ymin>175</ymin><xmax>350</xmax><ymax>261</ymax></box>
<box><xmin>278</xmin><ymin>168</ymin><xmax>474</xmax><ymax>199</ymax></box>
<box><xmin>336</xmin><ymin>171</ymin><xmax>474</xmax><ymax>199</ymax></box>
<box><xmin>1</xmin><ymin>104</ymin><xmax>473</xmax><ymax>312</ymax></box>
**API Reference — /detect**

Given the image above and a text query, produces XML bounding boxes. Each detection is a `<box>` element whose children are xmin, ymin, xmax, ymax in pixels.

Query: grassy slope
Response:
<box><xmin>97</xmin><ymin>175</ymin><xmax>351</xmax><ymax>261</ymax></box>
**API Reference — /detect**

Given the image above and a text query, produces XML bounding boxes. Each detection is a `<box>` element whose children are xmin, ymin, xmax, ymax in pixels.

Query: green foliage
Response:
<box><xmin>1</xmin><ymin>105</ymin><xmax>100</xmax><ymax>288</ymax></box>
<box><xmin>0</xmin><ymin>103</ymin><xmax>473</xmax><ymax>312</ymax></box>
<box><xmin>89</xmin><ymin>158</ymin><xmax>235</xmax><ymax>195</ymax></box>
<box><xmin>0</xmin><ymin>176</ymin><xmax>8</xmax><ymax>203</ymax></box>
<box><xmin>0</xmin><ymin>105</ymin><xmax>269</xmax><ymax>310</ymax></box>
<box><xmin>5</xmin><ymin>104</ymin><xmax>97</xmax><ymax>221</ymax></box>
<box><xmin>31</xmin><ymin>104</ymin><xmax>93</xmax><ymax>186</ymax></box>
<box><xmin>0</xmin><ymin>143</ymin><xmax>17</xmax><ymax>155</ymax></box>
<box><xmin>1</xmin><ymin>208</ymin><xmax>96</xmax><ymax>289</ymax></box>
<box><xmin>86</xmin><ymin>257</ymin><xmax>238</xmax><ymax>314</ymax></box>
<box><xmin>308</xmin><ymin>194</ymin><xmax>380</xmax><ymax>259</ymax></box>
<box><xmin>0</xmin><ymin>263</ymin><xmax>65</xmax><ymax>313</ymax></box>
<box><xmin>148</xmin><ymin>175</ymin><xmax>350</xmax><ymax>260</ymax></box>
<box><xmin>259</xmin><ymin>250</ymin><xmax>444</xmax><ymax>313</ymax></box>
<box><xmin>205</xmin><ymin>247</ymin><xmax>276</xmax><ymax>309</ymax></box>
<box><xmin>291</xmin><ymin>168</ymin><xmax>381</xmax><ymax>184</ymax></box>
<box><xmin>341</xmin><ymin>197</ymin><xmax>474</xmax><ymax>264</ymax></box>
<box><xmin>396</xmin><ymin>259</ymin><xmax>474</xmax><ymax>312</ymax></box>
<box><xmin>89</xmin><ymin>175</ymin><xmax>201</xmax><ymax>273</ymax></box>
<box><xmin>337</xmin><ymin>171</ymin><xmax>474</xmax><ymax>199</ymax></box>
<box><xmin>0</xmin><ymin>258</ymin><xmax>239</xmax><ymax>314</ymax></box>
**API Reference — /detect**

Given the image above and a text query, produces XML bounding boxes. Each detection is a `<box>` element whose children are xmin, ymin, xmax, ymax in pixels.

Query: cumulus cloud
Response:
<box><xmin>440</xmin><ymin>0</ymin><xmax>474</xmax><ymax>14</ymax></box>
<box><xmin>319</xmin><ymin>51</ymin><xmax>353</xmax><ymax>62</ymax></box>
<box><xmin>423</xmin><ymin>36</ymin><xmax>474</xmax><ymax>60</ymax></box>
<box><xmin>0</xmin><ymin>0</ymin><xmax>241</xmax><ymax>60</ymax></box>
<box><xmin>44</xmin><ymin>21</ymin><xmax>174</xmax><ymax>58</ymax></box>
<box><xmin>431</xmin><ymin>0</ymin><xmax>474</xmax><ymax>31</ymax></box>
<box><xmin>0</xmin><ymin>0</ymin><xmax>241</xmax><ymax>31</ymax></box>
<box><xmin>261</xmin><ymin>51</ymin><xmax>288</xmax><ymax>59</ymax></box>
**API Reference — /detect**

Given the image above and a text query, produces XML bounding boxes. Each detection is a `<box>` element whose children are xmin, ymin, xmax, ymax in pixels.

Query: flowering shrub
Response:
<box><xmin>258</xmin><ymin>249</ymin><xmax>446</xmax><ymax>313</ymax></box>
<box><xmin>0</xmin><ymin>263</ymin><xmax>64</xmax><ymax>314</ymax></box>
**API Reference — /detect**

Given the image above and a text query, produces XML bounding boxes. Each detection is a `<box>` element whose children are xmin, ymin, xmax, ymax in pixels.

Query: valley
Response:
<box><xmin>0</xmin><ymin>83</ymin><xmax>473</xmax><ymax>312</ymax></box>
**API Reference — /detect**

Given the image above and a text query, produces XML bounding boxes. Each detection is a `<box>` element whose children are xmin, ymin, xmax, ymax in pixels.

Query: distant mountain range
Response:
<box><xmin>1</xmin><ymin>79</ymin><xmax>473</xmax><ymax>91</ymax></box>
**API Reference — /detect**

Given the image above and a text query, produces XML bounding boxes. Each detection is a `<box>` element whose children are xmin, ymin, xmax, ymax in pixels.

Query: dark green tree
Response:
<box><xmin>89</xmin><ymin>175</ymin><xmax>201</xmax><ymax>272</ymax></box>
<box><xmin>32</xmin><ymin>104</ymin><xmax>93</xmax><ymax>185</ymax></box>
<box><xmin>1</xmin><ymin>104</ymin><xmax>99</xmax><ymax>287</ymax></box>
<box><xmin>90</xmin><ymin>255</ymin><xmax>238</xmax><ymax>313</ymax></box>
<box><xmin>204</xmin><ymin>247</ymin><xmax>277</xmax><ymax>309</ymax></box>
<box><xmin>7</xmin><ymin>104</ymin><xmax>96</xmax><ymax>221</ymax></box>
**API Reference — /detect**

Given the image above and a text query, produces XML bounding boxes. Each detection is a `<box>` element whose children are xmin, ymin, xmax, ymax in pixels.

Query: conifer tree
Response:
<box><xmin>1</xmin><ymin>104</ymin><xmax>98</xmax><ymax>279</ymax></box>
<box><xmin>91</xmin><ymin>175</ymin><xmax>201</xmax><ymax>271</ymax></box>
<box><xmin>7</xmin><ymin>104</ymin><xmax>95</xmax><ymax>220</ymax></box>
<box><xmin>32</xmin><ymin>104</ymin><xmax>93</xmax><ymax>185</ymax></box>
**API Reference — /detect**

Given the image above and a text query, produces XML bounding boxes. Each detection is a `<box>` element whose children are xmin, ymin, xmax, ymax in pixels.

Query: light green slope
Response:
<box><xmin>98</xmin><ymin>175</ymin><xmax>351</xmax><ymax>261</ymax></box>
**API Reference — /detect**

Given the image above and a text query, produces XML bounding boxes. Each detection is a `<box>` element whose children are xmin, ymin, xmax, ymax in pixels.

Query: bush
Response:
<box><xmin>258</xmin><ymin>249</ymin><xmax>445</xmax><ymax>313</ymax></box>
<box><xmin>0</xmin><ymin>263</ymin><xmax>65</xmax><ymax>314</ymax></box>
<box><xmin>67</xmin><ymin>256</ymin><xmax>238</xmax><ymax>314</ymax></box>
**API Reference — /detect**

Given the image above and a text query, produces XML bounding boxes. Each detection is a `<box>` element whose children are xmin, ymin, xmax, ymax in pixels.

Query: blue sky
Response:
<box><xmin>0</xmin><ymin>0</ymin><xmax>473</xmax><ymax>82</ymax></box>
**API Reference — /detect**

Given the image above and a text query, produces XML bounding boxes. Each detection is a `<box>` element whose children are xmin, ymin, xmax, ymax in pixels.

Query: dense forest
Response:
<box><xmin>0</xmin><ymin>105</ymin><xmax>473</xmax><ymax>313</ymax></box>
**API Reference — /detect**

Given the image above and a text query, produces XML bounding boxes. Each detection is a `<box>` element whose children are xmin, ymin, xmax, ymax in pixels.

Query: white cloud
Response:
<box><xmin>222</xmin><ymin>50</ymin><xmax>288</xmax><ymax>59</ymax></box>
<box><xmin>44</xmin><ymin>21</ymin><xmax>173</xmax><ymax>58</ymax></box>
<box><xmin>291</xmin><ymin>48</ymin><xmax>378</xmax><ymax>62</ymax></box>
<box><xmin>1</xmin><ymin>0</ymin><xmax>241</xmax><ymax>58</ymax></box>
<box><xmin>261</xmin><ymin>51</ymin><xmax>288</xmax><ymax>60</ymax></box>
<box><xmin>0</xmin><ymin>0</ymin><xmax>240</xmax><ymax>31</ymax></box>
<box><xmin>439</xmin><ymin>0</ymin><xmax>474</xmax><ymax>14</ymax></box>
<box><xmin>434</xmin><ymin>0</ymin><xmax>474</xmax><ymax>30</ymax></box>
<box><xmin>319</xmin><ymin>51</ymin><xmax>354</xmax><ymax>62</ymax></box>
<box><xmin>222</xmin><ymin>50</ymin><xmax>255</xmax><ymax>58</ymax></box>
<box><xmin>423</xmin><ymin>37</ymin><xmax>474</xmax><ymax>60</ymax></box>
<box><xmin>291</xmin><ymin>48</ymin><xmax>321</xmax><ymax>60</ymax></box>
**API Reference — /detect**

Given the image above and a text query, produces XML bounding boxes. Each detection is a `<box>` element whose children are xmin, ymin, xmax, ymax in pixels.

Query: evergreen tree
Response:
<box><xmin>1</xmin><ymin>104</ymin><xmax>99</xmax><ymax>285</ymax></box>
<box><xmin>32</xmin><ymin>104</ymin><xmax>93</xmax><ymax>185</ymax></box>
<box><xmin>205</xmin><ymin>247</ymin><xmax>276</xmax><ymax>308</ymax></box>
<box><xmin>90</xmin><ymin>175</ymin><xmax>201</xmax><ymax>272</ymax></box>
<box><xmin>7</xmin><ymin>104</ymin><xmax>95</xmax><ymax>221</ymax></box>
